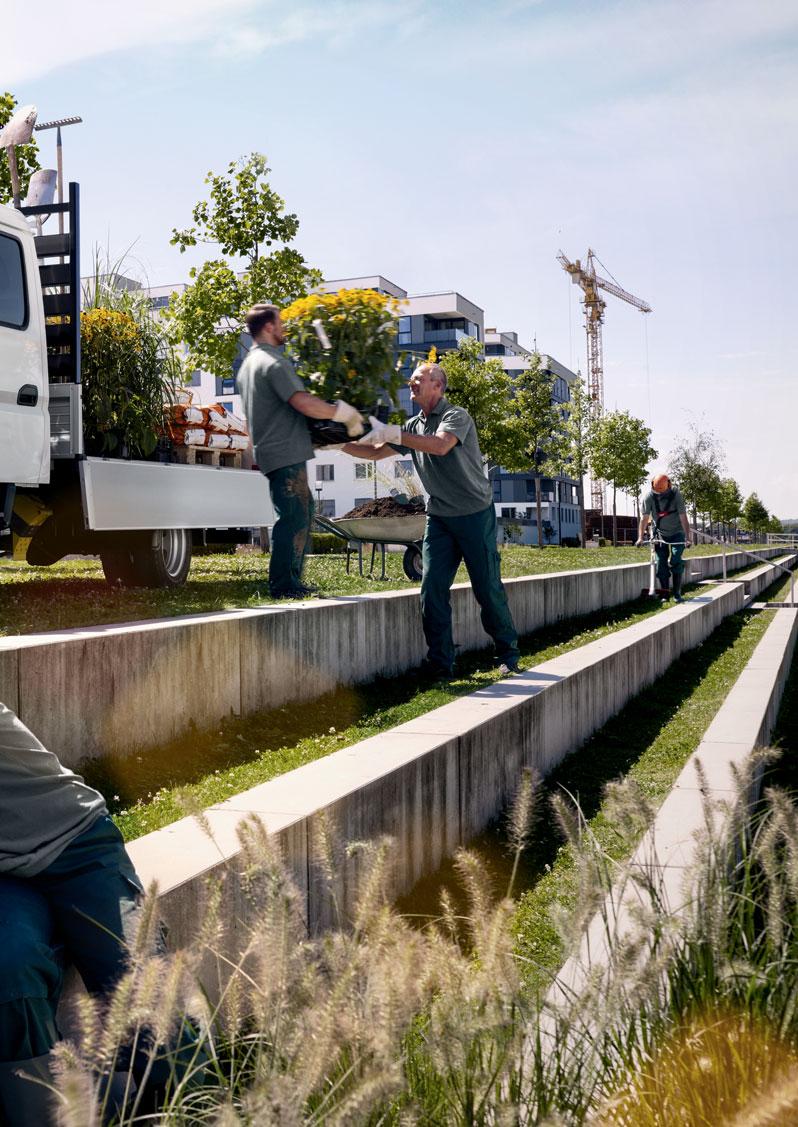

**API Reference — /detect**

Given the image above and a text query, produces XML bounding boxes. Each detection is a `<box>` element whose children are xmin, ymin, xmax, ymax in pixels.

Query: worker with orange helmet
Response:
<box><xmin>637</xmin><ymin>473</ymin><xmax>692</xmax><ymax>602</ymax></box>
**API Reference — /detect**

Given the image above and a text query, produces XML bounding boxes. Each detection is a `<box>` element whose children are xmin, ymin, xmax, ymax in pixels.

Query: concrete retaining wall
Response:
<box><xmin>125</xmin><ymin>581</ymin><xmax>746</xmax><ymax>952</ymax></box>
<box><xmin>0</xmin><ymin>549</ymin><xmax>781</xmax><ymax>769</ymax></box>
<box><xmin>550</xmin><ymin>605</ymin><xmax>798</xmax><ymax>1006</ymax></box>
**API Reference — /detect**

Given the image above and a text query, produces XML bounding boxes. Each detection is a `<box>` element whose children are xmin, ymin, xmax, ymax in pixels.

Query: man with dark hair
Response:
<box><xmin>343</xmin><ymin>362</ymin><xmax>520</xmax><ymax>678</ymax></box>
<box><xmin>637</xmin><ymin>472</ymin><xmax>692</xmax><ymax>602</ymax></box>
<box><xmin>237</xmin><ymin>304</ymin><xmax>364</xmax><ymax>598</ymax></box>
<box><xmin>0</xmin><ymin>702</ymin><xmax>197</xmax><ymax>1125</ymax></box>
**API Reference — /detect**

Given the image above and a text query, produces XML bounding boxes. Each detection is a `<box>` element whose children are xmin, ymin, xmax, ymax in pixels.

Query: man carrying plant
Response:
<box><xmin>342</xmin><ymin>362</ymin><xmax>520</xmax><ymax>678</ymax></box>
<box><xmin>636</xmin><ymin>472</ymin><xmax>692</xmax><ymax>602</ymax></box>
<box><xmin>237</xmin><ymin>304</ymin><xmax>365</xmax><ymax>599</ymax></box>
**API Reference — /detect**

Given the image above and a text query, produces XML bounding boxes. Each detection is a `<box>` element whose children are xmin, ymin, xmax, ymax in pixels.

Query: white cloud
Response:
<box><xmin>1</xmin><ymin>0</ymin><xmax>422</xmax><ymax>86</ymax></box>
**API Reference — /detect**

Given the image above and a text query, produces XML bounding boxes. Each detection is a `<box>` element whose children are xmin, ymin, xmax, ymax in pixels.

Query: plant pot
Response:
<box><xmin>307</xmin><ymin>401</ymin><xmax>392</xmax><ymax>448</ymax></box>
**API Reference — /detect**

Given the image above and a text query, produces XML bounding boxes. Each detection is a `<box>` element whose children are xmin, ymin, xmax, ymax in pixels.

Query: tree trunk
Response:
<box><xmin>612</xmin><ymin>483</ymin><xmax>618</xmax><ymax>547</ymax></box>
<box><xmin>578</xmin><ymin>478</ymin><xmax>586</xmax><ymax>548</ymax></box>
<box><xmin>535</xmin><ymin>473</ymin><xmax>544</xmax><ymax>549</ymax></box>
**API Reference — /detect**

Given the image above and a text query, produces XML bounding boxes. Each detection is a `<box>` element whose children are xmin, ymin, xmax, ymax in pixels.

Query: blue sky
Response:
<box><xmin>5</xmin><ymin>0</ymin><xmax>797</xmax><ymax>515</ymax></box>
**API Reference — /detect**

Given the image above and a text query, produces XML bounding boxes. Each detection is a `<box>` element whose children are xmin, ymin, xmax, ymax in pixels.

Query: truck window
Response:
<box><xmin>0</xmin><ymin>233</ymin><xmax>28</xmax><ymax>329</ymax></box>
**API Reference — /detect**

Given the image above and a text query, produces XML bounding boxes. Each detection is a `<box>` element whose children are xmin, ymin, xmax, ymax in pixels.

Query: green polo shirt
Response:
<box><xmin>391</xmin><ymin>397</ymin><xmax>493</xmax><ymax>518</ymax></box>
<box><xmin>236</xmin><ymin>343</ymin><xmax>314</xmax><ymax>476</ymax></box>
<box><xmin>642</xmin><ymin>487</ymin><xmax>687</xmax><ymax>538</ymax></box>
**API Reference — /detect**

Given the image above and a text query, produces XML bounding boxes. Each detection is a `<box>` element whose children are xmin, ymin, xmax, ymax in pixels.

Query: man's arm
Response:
<box><xmin>341</xmin><ymin>441</ymin><xmax>396</xmax><ymax>461</ymax></box>
<box><xmin>398</xmin><ymin>431</ymin><xmax>458</xmax><ymax>456</ymax></box>
<box><xmin>680</xmin><ymin>512</ymin><xmax>692</xmax><ymax>545</ymax></box>
<box><xmin>288</xmin><ymin>391</ymin><xmax>338</xmax><ymax>421</ymax></box>
<box><xmin>636</xmin><ymin>513</ymin><xmax>651</xmax><ymax>545</ymax></box>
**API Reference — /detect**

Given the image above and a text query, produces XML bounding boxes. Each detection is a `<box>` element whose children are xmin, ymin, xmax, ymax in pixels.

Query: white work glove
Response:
<box><xmin>359</xmin><ymin>416</ymin><xmax>403</xmax><ymax>445</ymax></box>
<box><xmin>332</xmin><ymin>400</ymin><xmax>365</xmax><ymax>437</ymax></box>
<box><xmin>635</xmin><ymin>537</ymin><xmax>644</xmax><ymax>547</ymax></box>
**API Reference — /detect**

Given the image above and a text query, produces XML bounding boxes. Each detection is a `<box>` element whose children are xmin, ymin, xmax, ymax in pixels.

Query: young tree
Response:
<box><xmin>716</xmin><ymin>477</ymin><xmax>743</xmax><ymax>541</ymax></box>
<box><xmin>165</xmin><ymin>153</ymin><xmax>321</xmax><ymax>378</ymax></box>
<box><xmin>549</xmin><ymin>373</ymin><xmax>591</xmax><ymax>547</ymax></box>
<box><xmin>767</xmin><ymin>514</ymin><xmax>783</xmax><ymax>535</ymax></box>
<box><xmin>589</xmin><ymin>410</ymin><xmax>657</xmax><ymax>546</ymax></box>
<box><xmin>742</xmin><ymin>492</ymin><xmax>769</xmax><ymax>540</ymax></box>
<box><xmin>0</xmin><ymin>93</ymin><xmax>40</xmax><ymax>205</ymax></box>
<box><xmin>439</xmin><ymin>337</ymin><xmax>516</xmax><ymax>467</ymax></box>
<box><xmin>668</xmin><ymin>424</ymin><xmax>725</xmax><ymax>525</ymax></box>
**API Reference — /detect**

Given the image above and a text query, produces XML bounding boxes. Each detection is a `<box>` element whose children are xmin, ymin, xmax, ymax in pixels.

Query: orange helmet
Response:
<box><xmin>652</xmin><ymin>473</ymin><xmax>671</xmax><ymax>494</ymax></box>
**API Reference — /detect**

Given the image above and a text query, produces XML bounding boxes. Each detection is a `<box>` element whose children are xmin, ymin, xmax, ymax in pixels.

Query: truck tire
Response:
<box><xmin>101</xmin><ymin>529</ymin><xmax>192</xmax><ymax>588</ymax></box>
<box><xmin>402</xmin><ymin>542</ymin><xmax>424</xmax><ymax>581</ymax></box>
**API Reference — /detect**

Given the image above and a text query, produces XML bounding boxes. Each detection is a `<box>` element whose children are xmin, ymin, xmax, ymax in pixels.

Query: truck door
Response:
<box><xmin>0</xmin><ymin>218</ymin><xmax>49</xmax><ymax>485</ymax></box>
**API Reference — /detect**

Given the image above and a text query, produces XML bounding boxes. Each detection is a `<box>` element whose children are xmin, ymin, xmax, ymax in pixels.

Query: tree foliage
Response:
<box><xmin>165</xmin><ymin>154</ymin><xmax>321</xmax><ymax>379</ymax></box>
<box><xmin>0</xmin><ymin>93</ymin><xmax>40</xmax><ymax>204</ymax></box>
<box><xmin>439</xmin><ymin>337</ymin><xmax>517</xmax><ymax>466</ymax></box>
<box><xmin>549</xmin><ymin>374</ymin><xmax>591</xmax><ymax>546</ymax></box>
<box><xmin>742</xmin><ymin>492</ymin><xmax>770</xmax><ymax>536</ymax></box>
<box><xmin>590</xmin><ymin>410</ymin><xmax>657</xmax><ymax>544</ymax></box>
<box><xmin>716</xmin><ymin>477</ymin><xmax>743</xmax><ymax>528</ymax></box>
<box><xmin>668</xmin><ymin>424</ymin><xmax>725</xmax><ymax>520</ymax></box>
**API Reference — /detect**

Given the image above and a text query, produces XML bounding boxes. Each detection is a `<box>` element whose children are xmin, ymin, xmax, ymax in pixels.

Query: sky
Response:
<box><xmin>4</xmin><ymin>0</ymin><xmax>796</xmax><ymax>515</ymax></box>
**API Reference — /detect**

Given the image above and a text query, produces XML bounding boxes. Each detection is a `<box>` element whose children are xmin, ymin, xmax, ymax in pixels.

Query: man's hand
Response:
<box><xmin>635</xmin><ymin>537</ymin><xmax>645</xmax><ymax>547</ymax></box>
<box><xmin>332</xmin><ymin>400</ymin><xmax>365</xmax><ymax>437</ymax></box>
<box><xmin>360</xmin><ymin>416</ymin><xmax>403</xmax><ymax>445</ymax></box>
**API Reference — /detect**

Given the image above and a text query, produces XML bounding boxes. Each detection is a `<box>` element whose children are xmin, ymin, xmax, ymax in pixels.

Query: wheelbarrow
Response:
<box><xmin>314</xmin><ymin>513</ymin><xmax>426</xmax><ymax>580</ymax></box>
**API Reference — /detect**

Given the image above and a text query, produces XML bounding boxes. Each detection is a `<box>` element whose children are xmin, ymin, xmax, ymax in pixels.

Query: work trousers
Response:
<box><xmin>0</xmin><ymin>815</ymin><xmax>144</xmax><ymax>1065</ymax></box>
<box><xmin>655</xmin><ymin>535</ymin><xmax>686</xmax><ymax>591</ymax></box>
<box><xmin>266</xmin><ymin>461</ymin><xmax>315</xmax><ymax>595</ymax></box>
<box><xmin>421</xmin><ymin>505</ymin><xmax>519</xmax><ymax>672</ymax></box>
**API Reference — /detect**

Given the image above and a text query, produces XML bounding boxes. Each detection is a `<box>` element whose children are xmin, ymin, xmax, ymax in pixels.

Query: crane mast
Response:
<box><xmin>557</xmin><ymin>248</ymin><xmax>651</xmax><ymax>512</ymax></box>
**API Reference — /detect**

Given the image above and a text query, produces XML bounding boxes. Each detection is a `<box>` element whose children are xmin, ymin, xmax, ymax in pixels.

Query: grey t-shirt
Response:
<box><xmin>391</xmin><ymin>398</ymin><xmax>493</xmax><ymax>518</ymax></box>
<box><xmin>235</xmin><ymin>343</ymin><xmax>314</xmax><ymax>476</ymax></box>
<box><xmin>642</xmin><ymin>487</ymin><xmax>687</xmax><ymax>539</ymax></box>
<box><xmin>0</xmin><ymin>702</ymin><xmax>107</xmax><ymax>877</ymax></box>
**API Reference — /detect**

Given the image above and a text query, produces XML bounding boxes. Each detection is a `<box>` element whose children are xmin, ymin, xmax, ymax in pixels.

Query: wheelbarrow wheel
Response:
<box><xmin>403</xmin><ymin>542</ymin><xmax>423</xmax><ymax>581</ymax></box>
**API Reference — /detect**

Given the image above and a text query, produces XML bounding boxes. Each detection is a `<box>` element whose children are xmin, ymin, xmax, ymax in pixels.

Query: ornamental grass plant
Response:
<box><xmin>47</xmin><ymin>754</ymin><xmax>798</xmax><ymax>1124</ymax></box>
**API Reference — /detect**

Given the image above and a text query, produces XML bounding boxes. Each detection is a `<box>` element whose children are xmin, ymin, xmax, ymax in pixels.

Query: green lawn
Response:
<box><xmin>0</xmin><ymin>543</ymin><xmax>748</xmax><ymax>638</ymax></box>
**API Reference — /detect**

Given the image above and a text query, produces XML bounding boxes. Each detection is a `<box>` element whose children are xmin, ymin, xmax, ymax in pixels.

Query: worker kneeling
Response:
<box><xmin>637</xmin><ymin>473</ymin><xmax>692</xmax><ymax>603</ymax></box>
<box><xmin>0</xmin><ymin>703</ymin><xmax>206</xmax><ymax>1126</ymax></box>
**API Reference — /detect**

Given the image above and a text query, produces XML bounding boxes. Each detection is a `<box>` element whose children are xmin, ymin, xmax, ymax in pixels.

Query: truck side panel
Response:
<box><xmin>79</xmin><ymin>458</ymin><xmax>273</xmax><ymax>530</ymax></box>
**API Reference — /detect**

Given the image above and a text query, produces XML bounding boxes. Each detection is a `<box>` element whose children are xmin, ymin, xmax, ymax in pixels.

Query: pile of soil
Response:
<box><xmin>342</xmin><ymin>496</ymin><xmax>426</xmax><ymax>519</ymax></box>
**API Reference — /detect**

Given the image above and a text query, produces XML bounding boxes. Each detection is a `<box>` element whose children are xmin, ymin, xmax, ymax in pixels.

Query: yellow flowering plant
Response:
<box><xmin>281</xmin><ymin>289</ymin><xmax>403</xmax><ymax>423</ymax></box>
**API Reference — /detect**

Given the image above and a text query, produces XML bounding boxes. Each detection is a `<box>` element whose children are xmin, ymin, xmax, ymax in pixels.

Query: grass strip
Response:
<box><xmin>103</xmin><ymin>588</ymin><xmax>708</xmax><ymax>842</ymax></box>
<box><xmin>511</xmin><ymin>606</ymin><xmax>775</xmax><ymax>994</ymax></box>
<box><xmin>0</xmin><ymin>543</ymin><xmax>753</xmax><ymax>638</ymax></box>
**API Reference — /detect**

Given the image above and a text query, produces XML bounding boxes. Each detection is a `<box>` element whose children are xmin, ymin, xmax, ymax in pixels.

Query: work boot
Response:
<box><xmin>672</xmin><ymin>572</ymin><xmax>684</xmax><ymax>603</ymax></box>
<box><xmin>0</xmin><ymin>1055</ymin><xmax>57</xmax><ymax>1127</ymax></box>
<box><xmin>657</xmin><ymin>586</ymin><xmax>670</xmax><ymax>604</ymax></box>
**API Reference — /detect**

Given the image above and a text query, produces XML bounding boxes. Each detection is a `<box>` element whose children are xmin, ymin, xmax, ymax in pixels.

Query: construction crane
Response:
<box><xmin>557</xmin><ymin>248</ymin><xmax>652</xmax><ymax>511</ymax></box>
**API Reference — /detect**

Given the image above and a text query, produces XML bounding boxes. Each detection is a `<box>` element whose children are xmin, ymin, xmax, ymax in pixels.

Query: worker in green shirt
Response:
<box><xmin>637</xmin><ymin>472</ymin><xmax>692</xmax><ymax>602</ymax></box>
<box><xmin>0</xmin><ymin>702</ymin><xmax>205</xmax><ymax>1125</ymax></box>
<box><xmin>236</xmin><ymin>304</ymin><xmax>365</xmax><ymax>598</ymax></box>
<box><xmin>343</xmin><ymin>362</ymin><xmax>520</xmax><ymax>678</ymax></box>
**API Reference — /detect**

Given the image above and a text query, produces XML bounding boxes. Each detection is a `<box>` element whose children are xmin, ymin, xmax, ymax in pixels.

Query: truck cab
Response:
<box><xmin>0</xmin><ymin>202</ymin><xmax>50</xmax><ymax>487</ymax></box>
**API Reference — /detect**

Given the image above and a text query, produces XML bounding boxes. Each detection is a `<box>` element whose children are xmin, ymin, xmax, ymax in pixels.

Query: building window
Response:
<box><xmin>353</xmin><ymin>497</ymin><xmax>371</xmax><ymax>508</ymax></box>
<box><xmin>354</xmin><ymin>462</ymin><xmax>374</xmax><ymax>480</ymax></box>
<box><xmin>316</xmin><ymin>464</ymin><xmax>334</xmax><ymax>482</ymax></box>
<box><xmin>397</xmin><ymin>315</ymin><xmax>412</xmax><ymax>345</ymax></box>
<box><xmin>501</xmin><ymin>507</ymin><xmax>517</xmax><ymax>518</ymax></box>
<box><xmin>190</xmin><ymin>370</ymin><xmax>202</xmax><ymax>387</ymax></box>
<box><xmin>318</xmin><ymin>499</ymin><xmax>336</xmax><ymax>517</ymax></box>
<box><xmin>395</xmin><ymin>460</ymin><xmax>413</xmax><ymax>478</ymax></box>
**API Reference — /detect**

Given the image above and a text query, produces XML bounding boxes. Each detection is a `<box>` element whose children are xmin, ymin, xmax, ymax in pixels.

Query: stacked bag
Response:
<box><xmin>164</xmin><ymin>400</ymin><xmax>250</xmax><ymax>451</ymax></box>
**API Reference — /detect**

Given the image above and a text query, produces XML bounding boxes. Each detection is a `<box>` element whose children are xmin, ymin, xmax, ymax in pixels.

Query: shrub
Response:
<box><xmin>310</xmin><ymin>531</ymin><xmax>344</xmax><ymax>555</ymax></box>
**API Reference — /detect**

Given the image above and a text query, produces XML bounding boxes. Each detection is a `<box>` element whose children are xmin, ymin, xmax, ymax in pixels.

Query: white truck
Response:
<box><xmin>0</xmin><ymin>182</ymin><xmax>273</xmax><ymax>586</ymax></box>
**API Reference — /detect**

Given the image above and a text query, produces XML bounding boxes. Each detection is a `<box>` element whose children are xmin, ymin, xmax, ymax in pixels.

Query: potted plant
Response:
<box><xmin>281</xmin><ymin>288</ymin><xmax>404</xmax><ymax>445</ymax></box>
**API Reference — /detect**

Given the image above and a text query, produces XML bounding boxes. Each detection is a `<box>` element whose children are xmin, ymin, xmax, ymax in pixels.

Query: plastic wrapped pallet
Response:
<box><xmin>206</xmin><ymin>433</ymin><xmax>231</xmax><ymax>450</ymax></box>
<box><xmin>228</xmin><ymin>434</ymin><xmax>249</xmax><ymax>450</ymax></box>
<box><xmin>179</xmin><ymin>428</ymin><xmax>207</xmax><ymax>446</ymax></box>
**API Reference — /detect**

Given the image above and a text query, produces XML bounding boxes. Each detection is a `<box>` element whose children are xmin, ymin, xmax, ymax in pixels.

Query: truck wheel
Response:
<box><xmin>101</xmin><ymin>530</ymin><xmax>192</xmax><ymax>588</ymax></box>
<box><xmin>402</xmin><ymin>543</ymin><xmax>423</xmax><ymax>581</ymax></box>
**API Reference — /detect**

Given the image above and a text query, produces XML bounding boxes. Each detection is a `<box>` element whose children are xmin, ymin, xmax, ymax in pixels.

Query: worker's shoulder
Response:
<box><xmin>438</xmin><ymin>401</ymin><xmax>473</xmax><ymax>426</ymax></box>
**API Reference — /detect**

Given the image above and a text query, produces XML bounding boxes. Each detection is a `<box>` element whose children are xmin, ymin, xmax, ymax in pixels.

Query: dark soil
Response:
<box><xmin>342</xmin><ymin>496</ymin><xmax>426</xmax><ymax>519</ymax></box>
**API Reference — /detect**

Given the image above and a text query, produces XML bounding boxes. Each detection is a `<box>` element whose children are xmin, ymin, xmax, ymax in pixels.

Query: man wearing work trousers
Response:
<box><xmin>343</xmin><ymin>362</ymin><xmax>520</xmax><ymax>678</ymax></box>
<box><xmin>0</xmin><ymin>702</ymin><xmax>203</xmax><ymax>1125</ymax></box>
<box><xmin>236</xmin><ymin>304</ymin><xmax>365</xmax><ymax>598</ymax></box>
<box><xmin>637</xmin><ymin>472</ymin><xmax>692</xmax><ymax>602</ymax></box>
